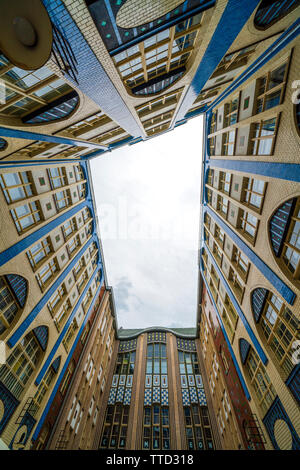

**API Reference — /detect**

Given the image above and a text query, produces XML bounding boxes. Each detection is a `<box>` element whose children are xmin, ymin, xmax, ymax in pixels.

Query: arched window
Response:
<box><xmin>0</xmin><ymin>326</ymin><xmax>48</xmax><ymax>399</ymax></box>
<box><xmin>110</xmin><ymin>12</ymin><xmax>203</xmax><ymax>97</ymax></box>
<box><xmin>0</xmin><ymin>138</ymin><xmax>8</xmax><ymax>151</ymax></box>
<box><xmin>269</xmin><ymin>197</ymin><xmax>300</xmax><ymax>285</ymax></box>
<box><xmin>240</xmin><ymin>340</ymin><xmax>276</xmax><ymax>415</ymax></box>
<box><xmin>0</xmin><ymin>57</ymin><xmax>79</xmax><ymax>124</ymax></box>
<box><xmin>254</xmin><ymin>0</ymin><xmax>300</xmax><ymax>29</ymax></box>
<box><xmin>251</xmin><ymin>288</ymin><xmax>299</xmax><ymax>378</ymax></box>
<box><xmin>0</xmin><ymin>274</ymin><xmax>28</xmax><ymax>337</ymax></box>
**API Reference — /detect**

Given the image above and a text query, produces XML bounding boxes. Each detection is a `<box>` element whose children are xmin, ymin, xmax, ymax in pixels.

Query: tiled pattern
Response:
<box><xmin>108</xmin><ymin>387</ymin><xmax>117</xmax><ymax>405</ymax></box>
<box><xmin>161</xmin><ymin>389</ymin><xmax>169</xmax><ymax>406</ymax></box>
<box><xmin>198</xmin><ymin>388</ymin><xmax>207</xmax><ymax>406</ymax></box>
<box><xmin>116</xmin><ymin>386</ymin><xmax>125</xmax><ymax>402</ymax></box>
<box><xmin>190</xmin><ymin>387</ymin><xmax>198</xmax><ymax>403</ymax></box>
<box><xmin>147</xmin><ymin>332</ymin><xmax>166</xmax><ymax>343</ymax></box>
<box><xmin>123</xmin><ymin>388</ymin><xmax>132</xmax><ymax>405</ymax></box>
<box><xmin>152</xmin><ymin>387</ymin><xmax>161</xmax><ymax>403</ymax></box>
<box><xmin>144</xmin><ymin>388</ymin><xmax>152</xmax><ymax>405</ymax></box>
<box><xmin>182</xmin><ymin>388</ymin><xmax>190</xmax><ymax>406</ymax></box>
<box><xmin>176</xmin><ymin>338</ymin><xmax>197</xmax><ymax>351</ymax></box>
<box><xmin>119</xmin><ymin>339</ymin><xmax>137</xmax><ymax>352</ymax></box>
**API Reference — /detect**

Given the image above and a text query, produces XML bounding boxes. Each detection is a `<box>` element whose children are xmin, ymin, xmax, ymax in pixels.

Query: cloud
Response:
<box><xmin>91</xmin><ymin>116</ymin><xmax>203</xmax><ymax>329</ymax></box>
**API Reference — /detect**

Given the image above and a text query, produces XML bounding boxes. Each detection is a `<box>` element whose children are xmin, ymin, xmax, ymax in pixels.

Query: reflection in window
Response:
<box><xmin>11</xmin><ymin>201</ymin><xmax>41</xmax><ymax>233</ymax></box>
<box><xmin>255</xmin><ymin>63</ymin><xmax>287</xmax><ymax>114</ymax></box>
<box><xmin>143</xmin><ymin>405</ymin><xmax>170</xmax><ymax>450</ymax></box>
<box><xmin>113</xmin><ymin>13</ymin><xmax>202</xmax><ymax>95</ymax></box>
<box><xmin>269</xmin><ymin>197</ymin><xmax>300</xmax><ymax>282</ymax></box>
<box><xmin>255</xmin><ymin>290</ymin><xmax>299</xmax><ymax>377</ymax></box>
<box><xmin>185</xmin><ymin>406</ymin><xmax>214</xmax><ymax>450</ymax></box>
<box><xmin>254</xmin><ymin>0</ymin><xmax>300</xmax><ymax>29</ymax></box>
<box><xmin>250</xmin><ymin>117</ymin><xmax>278</xmax><ymax>155</ymax></box>
<box><xmin>101</xmin><ymin>405</ymin><xmax>129</xmax><ymax>448</ymax></box>
<box><xmin>244</xmin><ymin>347</ymin><xmax>276</xmax><ymax>414</ymax></box>
<box><xmin>0</xmin><ymin>171</ymin><xmax>33</xmax><ymax>204</ymax></box>
<box><xmin>0</xmin><ymin>329</ymin><xmax>45</xmax><ymax>398</ymax></box>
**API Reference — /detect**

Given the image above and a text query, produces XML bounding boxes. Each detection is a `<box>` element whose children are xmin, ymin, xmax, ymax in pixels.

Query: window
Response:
<box><xmin>258</xmin><ymin>292</ymin><xmax>299</xmax><ymax>377</ymax></box>
<box><xmin>60</xmin><ymin>360</ymin><xmax>75</xmax><ymax>396</ymax></box>
<box><xmin>67</xmin><ymin>235</ymin><xmax>80</xmax><ymax>257</ymax></box>
<box><xmin>54</xmin><ymin>189</ymin><xmax>71</xmax><ymax>211</ymax></box>
<box><xmin>0</xmin><ymin>276</ymin><xmax>20</xmax><ymax>336</ymax></box>
<box><xmin>254</xmin><ymin>0</ymin><xmax>299</xmax><ymax>29</ymax></box>
<box><xmin>250</xmin><ymin>117</ymin><xmax>278</xmax><ymax>155</ymax></box>
<box><xmin>36</xmin><ymin>259</ymin><xmax>58</xmax><ymax>290</ymax></box>
<box><xmin>63</xmin><ymin>319</ymin><xmax>78</xmax><ymax>352</ymax></box>
<box><xmin>281</xmin><ymin>199</ymin><xmax>300</xmax><ymax>280</ymax></box>
<box><xmin>100</xmin><ymin>405</ymin><xmax>129</xmax><ymax>448</ymax></box>
<box><xmin>53</xmin><ymin>299</ymin><xmax>71</xmax><ymax>331</ymax></box>
<box><xmin>146</xmin><ymin>343</ymin><xmax>167</xmax><ymax>375</ymax></box>
<box><xmin>27</xmin><ymin>237</ymin><xmax>52</xmax><ymax>269</ymax></box>
<box><xmin>255</xmin><ymin>63</ymin><xmax>288</xmax><ymax>114</ymax></box>
<box><xmin>11</xmin><ymin>201</ymin><xmax>41</xmax><ymax>233</ymax></box>
<box><xmin>184</xmin><ymin>406</ymin><xmax>214</xmax><ymax>450</ymax></box>
<box><xmin>217</xmin><ymin>195</ymin><xmax>229</xmax><ymax>218</ymax></box>
<box><xmin>222</xmin><ymin>130</ymin><xmax>235</xmax><ymax>155</ymax></box>
<box><xmin>224</xmin><ymin>96</ymin><xmax>239</xmax><ymax>127</ymax></box>
<box><xmin>0</xmin><ymin>329</ymin><xmax>44</xmax><ymax>398</ymax></box>
<box><xmin>74</xmin><ymin>165</ymin><xmax>84</xmax><ymax>181</ymax></box>
<box><xmin>48</xmin><ymin>285</ymin><xmax>66</xmax><ymax>316</ymax></box>
<box><xmin>0</xmin><ymin>62</ymin><xmax>75</xmax><ymax>121</ymax></box>
<box><xmin>142</xmin><ymin>405</ymin><xmax>170</xmax><ymax>450</ymax></box>
<box><xmin>0</xmin><ymin>171</ymin><xmax>33</xmax><ymax>203</ymax></box>
<box><xmin>219</xmin><ymin>172</ymin><xmax>231</xmax><ymax>194</ymax></box>
<box><xmin>239</xmin><ymin>210</ymin><xmax>259</xmax><ymax>242</ymax></box>
<box><xmin>62</xmin><ymin>218</ymin><xmax>77</xmax><ymax>239</ymax></box>
<box><xmin>245</xmin><ymin>348</ymin><xmax>276</xmax><ymax>414</ymax></box>
<box><xmin>242</xmin><ymin>178</ymin><xmax>266</xmax><ymax>212</ymax></box>
<box><xmin>113</xmin><ymin>13</ymin><xmax>202</xmax><ymax>94</ymax></box>
<box><xmin>48</xmin><ymin>167</ymin><xmax>67</xmax><ymax>189</ymax></box>
<box><xmin>232</xmin><ymin>246</ymin><xmax>249</xmax><ymax>279</ymax></box>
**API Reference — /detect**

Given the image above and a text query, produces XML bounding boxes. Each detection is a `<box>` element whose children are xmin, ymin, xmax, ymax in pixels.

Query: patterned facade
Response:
<box><xmin>0</xmin><ymin>0</ymin><xmax>299</xmax><ymax>452</ymax></box>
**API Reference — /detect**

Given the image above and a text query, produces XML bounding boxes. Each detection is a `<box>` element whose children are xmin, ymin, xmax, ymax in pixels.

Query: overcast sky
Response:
<box><xmin>90</xmin><ymin>115</ymin><xmax>203</xmax><ymax>329</ymax></box>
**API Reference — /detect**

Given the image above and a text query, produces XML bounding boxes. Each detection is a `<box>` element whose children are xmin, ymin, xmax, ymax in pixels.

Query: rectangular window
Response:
<box><xmin>250</xmin><ymin>117</ymin><xmax>278</xmax><ymax>156</ymax></box>
<box><xmin>36</xmin><ymin>258</ymin><xmax>58</xmax><ymax>290</ymax></box>
<box><xmin>11</xmin><ymin>201</ymin><xmax>41</xmax><ymax>233</ymax></box>
<box><xmin>27</xmin><ymin>237</ymin><xmax>52</xmax><ymax>269</ymax></box>
<box><xmin>48</xmin><ymin>167</ymin><xmax>67</xmax><ymax>189</ymax></box>
<box><xmin>0</xmin><ymin>171</ymin><xmax>33</xmax><ymax>203</ymax></box>
<box><xmin>54</xmin><ymin>189</ymin><xmax>71</xmax><ymax>211</ymax></box>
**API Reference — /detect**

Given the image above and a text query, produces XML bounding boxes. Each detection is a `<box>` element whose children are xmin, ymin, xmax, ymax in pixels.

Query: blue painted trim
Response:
<box><xmin>110</xmin><ymin>1</ymin><xmax>216</xmax><ymax>56</ymax></box>
<box><xmin>7</xmin><ymin>235</ymin><xmax>97</xmax><ymax>348</ymax></box>
<box><xmin>207</xmin><ymin>17</ymin><xmax>300</xmax><ymax>112</ymax></box>
<box><xmin>204</xmin><ymin>206</ymin><xmax>296</xmax><ymax>305</ymax></box>
<box><xmin>104</xmin><ymin>0</ymin><xmax>122</xmax><ymax>46</ymax></box>
<box><xmin>34</xmin><ymin>267</ymin><xmax>103</xmax><ymax>386</ymax></box>
<box><xmin>207</xmin><ymin>159</ymin><xmax>300</xmax><ymax>183</ymax></box>
<box><xmin>0</xmin><ymin>201</ymin><xmax>89</xmax><ymax>267</ymax></box>
<box><xmin>43</xmin><ymin>0</ymin><xmax>143</xmax><ymax>138</ymax></box>
<box><xmin>32</xmin><ymin>282</ymin><xmax>103</xmax><ymax>441</ymax></box>
<box><xmin>0</xmin><ymin>126</ymin><xmax>106</xmax><ymax>150</ymax></box>
<box><xmin>201</xmin><ymin>269</ymin><xmax>251</xmax><ymax>400</ymax></box>
<box><xmin>174</xmin><ymin>0</ymin><xmax>261</xmax><ymax>123</ymax></box>
<box><xmin>203</xmin><ymin>242</ymin><xmax>268</xmax><ymax>365</ymax></box>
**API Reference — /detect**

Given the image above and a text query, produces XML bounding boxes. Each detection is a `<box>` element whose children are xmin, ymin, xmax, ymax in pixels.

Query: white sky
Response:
<box><xmin>90</xmin><ymin>115</ymin><xmax>203</xmax><ymax>329</ymax></box>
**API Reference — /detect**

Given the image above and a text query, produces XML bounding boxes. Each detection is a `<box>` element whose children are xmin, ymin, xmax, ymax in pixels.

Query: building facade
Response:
<box><xmin>0</xmin><ymin>0</ymin><xmax>299</xmax><ymax>452</ymax></box>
